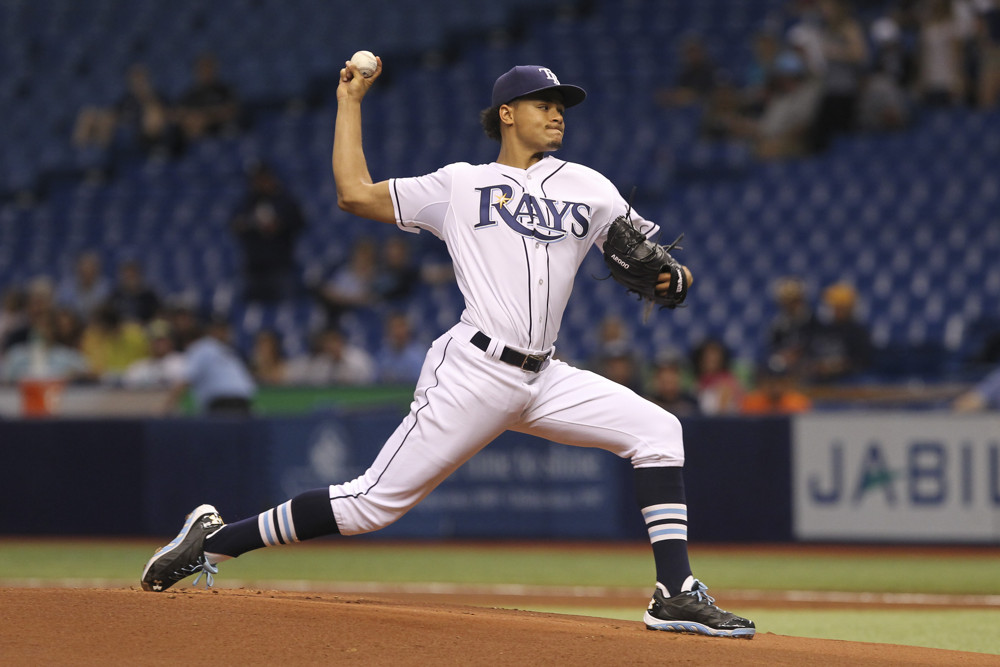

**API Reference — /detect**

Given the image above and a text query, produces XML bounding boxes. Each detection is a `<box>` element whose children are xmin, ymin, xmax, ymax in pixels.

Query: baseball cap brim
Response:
<box><xmin>510</xmin><ymin>83</ymin><xmax>587</xmax><ymax>108</ymax></box>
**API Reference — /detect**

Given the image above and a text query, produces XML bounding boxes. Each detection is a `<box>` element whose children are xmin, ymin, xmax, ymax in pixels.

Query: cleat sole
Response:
<box><xmin>643</xmin><ymin>612</ymin><xmax>756</xmax><ymax>639</ymax></box>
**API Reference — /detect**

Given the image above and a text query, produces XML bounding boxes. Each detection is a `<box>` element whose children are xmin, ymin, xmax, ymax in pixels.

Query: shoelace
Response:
<box><xmin>685</xmin><ymin>580</ymin><xmax>716</xmax><ymax>606</ymax></box>
<box><xmin>168</xmin><ymin>555</ymin><xmax>219</xmax><ymax>589</ymax></box>
<box><xmin>192</xmin><ymin>560</ymin><xmax>219</xmax><ymax>589</ymax></box>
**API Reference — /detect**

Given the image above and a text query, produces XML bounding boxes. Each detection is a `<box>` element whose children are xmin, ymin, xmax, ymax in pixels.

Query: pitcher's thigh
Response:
<box><xmin>520</xmin><ymin>362</ymin><xmax>684</xmax><ymax>467</ymax></box>
<box><xmin>330</xmin><ymin>337</ymin><xmax>516</xmax><ymax>534</ymax></box>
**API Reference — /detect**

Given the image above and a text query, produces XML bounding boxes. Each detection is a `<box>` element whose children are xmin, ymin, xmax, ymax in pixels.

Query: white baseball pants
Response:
<box><xmin>328</xmin><ymin>321</ymin><xmax>684</xmax><ymax>535</ymax></box>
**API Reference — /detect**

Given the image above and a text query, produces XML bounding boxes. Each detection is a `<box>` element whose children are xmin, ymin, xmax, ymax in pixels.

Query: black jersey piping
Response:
<box><xmin>521</xmin><ymin>237</ymin><xmax>533</xmax><ymax>344</ymax></box>
<box><xmin>538</xmin><ymin>161</ymin><xmax>565</xmax><ymax>348</ymax></box>
<box><xmin>390</xmin><ymin>179</ymin><xmax>402</xmax><ymax>220</ymax></box>
<box><xmin>542</xmin><ymin>244</ymin><xmax>551</xmax><ymax>347</ymax></box>
<box><xmin>539</xmin><ymin>160</ymin><xmax>568</xmax><ymax>191</ymax></box>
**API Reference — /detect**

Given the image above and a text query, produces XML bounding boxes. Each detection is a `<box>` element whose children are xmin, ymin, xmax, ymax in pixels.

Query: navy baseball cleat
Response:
<box><xmin>140</xmin><ymin>504</ymin><xmax>224</xmax><ymax>592</ymax></box>
<box><xmin>643</xmin><ymin>580</ymin><xmax>756</xmax><ymax>638</ymax></box>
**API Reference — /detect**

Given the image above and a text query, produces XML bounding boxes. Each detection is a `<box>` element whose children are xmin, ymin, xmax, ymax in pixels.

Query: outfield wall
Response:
<box><xmin>0</xmin><ymin>411</ymin><xmax>996</xmax><ymax>543</ymax></box>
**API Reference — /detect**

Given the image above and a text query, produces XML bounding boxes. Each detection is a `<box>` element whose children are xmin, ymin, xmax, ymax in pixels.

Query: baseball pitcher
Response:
<box><xmin>141</xmin><ymin>57</ymin><xmax>754</xmax><ymax>639</ymax></box>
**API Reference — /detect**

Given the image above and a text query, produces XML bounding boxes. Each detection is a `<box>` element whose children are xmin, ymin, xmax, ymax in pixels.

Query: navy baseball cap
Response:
<box><xmin>491</xmin><ymin>66</ymin><xmax>587</xmax><ymax>108</ymax></box>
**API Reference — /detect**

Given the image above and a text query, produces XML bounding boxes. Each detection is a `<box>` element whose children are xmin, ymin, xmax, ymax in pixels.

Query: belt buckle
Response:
<box><xmin>521</xmin><ymin>353</ymin><xmax>548</xmax><ymax>371</ymax></box>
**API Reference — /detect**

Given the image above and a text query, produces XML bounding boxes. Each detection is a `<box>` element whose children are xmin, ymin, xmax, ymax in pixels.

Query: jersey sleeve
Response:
<box><xmin>389</xmin><ymin>164</ymin><xmax>461</xmax><ymax>238</ymax></box>
<box><xmin>592</xmin><ymin>183</ymin><xmax>661</xmax><ymax>252</ymax></box>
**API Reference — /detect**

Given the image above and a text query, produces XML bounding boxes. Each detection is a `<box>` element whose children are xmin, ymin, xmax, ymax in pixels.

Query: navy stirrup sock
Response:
<box><xmin>204</xmin><ymin>488</ymin><xmax>340</xmax><ymax>560</ymax></box>
<box><xmin>634</xmin><ymin>466</ymin><xmax>693</xmax><ymax>596</ymax></box>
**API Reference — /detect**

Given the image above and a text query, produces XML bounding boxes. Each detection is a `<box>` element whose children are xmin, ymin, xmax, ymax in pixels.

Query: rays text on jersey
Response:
<box><xmin>474</xmin><ymin>185</ymin><xmax>591</xmax><ymax>242</ymax></box>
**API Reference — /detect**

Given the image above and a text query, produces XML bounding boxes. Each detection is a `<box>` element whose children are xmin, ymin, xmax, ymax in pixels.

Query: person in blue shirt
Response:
<box><xmin>375</xmin><ymin>311</ymin><xmax>426</xmax><ymax>385</ymax></box>
<box><xmin>166</xmin><ymin>315</ymin><xmax>255</xmax><ymax>416</ymax></box>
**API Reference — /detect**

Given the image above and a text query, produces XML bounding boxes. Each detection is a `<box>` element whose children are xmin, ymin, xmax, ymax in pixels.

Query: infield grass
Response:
<box><xmin>1</xmin><ymin>540</ymin><xmax>998</xmax><ymax>655</ymax></box>
<box><xmin>532</xmin><ymin>607</ymin><xmax>1000</xmax><ymax>656</ymax></box>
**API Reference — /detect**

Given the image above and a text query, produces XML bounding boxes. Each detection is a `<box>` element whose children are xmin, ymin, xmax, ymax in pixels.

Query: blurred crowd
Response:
<box><xmin>0</xmin><ymin>246</ymin><xmax>441</xmax><ymax>415</ymax></box>
<box><xmin>660</xmin><ymin>0</ymin><xmax>1000</xmax><ymax>160</ymax></box>
<box><xmin>72</xmin><ymin>52</ymin><xmax>242</xmax><ymax>170</ymax></box>
<box><xmin>3</xmin><ymin>240</ymin><xmax>995</xmax><ymax>417</ymax></box>
<box><xmin>0</xmin><ymin>156</ymin><xmax>452</xmax><ymax>415</ymax></box>
<box><xmin>582</xmin><ymin>272</ymin><xmax>1000</xmax><ymax>416</ymax></box>
<box><xmin>5</xmin><ymin>0</ymin><xmax>997</xmax><ymax>416</ymax></box>
<box><xmin>580</xmin><ymin>276</ymin><xmax>872</xmax><ymax>418</ymax></box>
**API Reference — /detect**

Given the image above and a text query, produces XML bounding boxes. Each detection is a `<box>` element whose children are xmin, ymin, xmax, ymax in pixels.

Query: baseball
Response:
<box><xmin>350</xmin><ymin>50</ymin><xmax>377</xmax><ymax>78</ymax></box>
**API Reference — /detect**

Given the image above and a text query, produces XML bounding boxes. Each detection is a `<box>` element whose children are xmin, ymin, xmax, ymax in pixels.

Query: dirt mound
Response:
<box><xmin>1</xmin><ymin>588</ymin><xmax>993</xmax><ymax>666</ymax></box>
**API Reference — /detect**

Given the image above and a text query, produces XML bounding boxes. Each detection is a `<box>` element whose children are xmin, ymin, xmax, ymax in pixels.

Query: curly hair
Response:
<box><xmin>479</xmin><ymin>104</ymin><xmax>502</xmax><ymax>142</ymax></box>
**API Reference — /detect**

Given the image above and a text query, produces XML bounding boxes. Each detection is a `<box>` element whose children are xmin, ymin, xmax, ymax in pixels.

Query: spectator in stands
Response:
<box><xmin>975</xmin><ymin>0</ymin><xmax>1000</xmax><ymax>108</ymax></box>
<box><xmin>645</xmin><ymin>348</ymin><xmax>700</xmax><ymax>416</ymax></box>
<box><xmin>858</xmin><ymin>9</ymin><xmax>915</xmax><ymax>132</ymax></box>
<box><xmin>585</xmin><ymin>313</ymin><xmax>631</xmax><ymax>370</ymax></box>
<box><xmin>691</xmin><ymin>337</ymin><xmax>744</xmax><ymax>415</ymax></box>
<box><xmin>802</xmin><ymin>282</ymin><xmax>873</xmax><ymax>383</ymax></box>
<box><xmin>286</xmin><ymin>328</ymin><xmax>376</xmax><ymax>386</ymax></box>
<box><xmin>166</xmin><ymin>315</ymin><xmax>256</xmax><ymax>416</ymax></box>
<box><xmin>956</xmin><ymin>0</ymin><xmax>983</xmax><ymax>106</ymax></box>
<box><xmin>741</xmin><ymin>361</ymin><xmax>813</xmax><ymax>414</ymax></box>
<box><xmin>374</xmin><ymin>236</ymin><xmax>422</xmax><ymax>303</ymax></box>
<box><xmin>80</xmin><ymin>303</ymin><xmax>150</xmax><ymax>382</ymax></box>
<box><xmin>593</xmin><ymin>340</ymin><xmax>643</xmax><ymax>394</ymax></box>
<box><xmin>175</xmin><ymin>53</ymin><xmax>242</xmax><ymax>142</ymax></box>
<box><xmin>870</xmin><ymin>9</ymin><xmax>920</xmax><ymax>91</ymax></box>
<box><xmin>767</xmin><ymin>276</ymin><xmax>819</xmax><ymax>378</ymax></box>
<box><xmin>952</xmin><ymin>364</ymin><xmax>1000</xmax><ymax>411</ymax></box>
<box><xmin>72</xmin><ymin>63</ymin><xmax>179</xmax><ymax>157</ymax></box>
<box><xmin>600</xmin><ymin>313</ymin><xmax>630</xmax><ymax>345</ymax></box>
<box><xmin>3</xmin><ymin>277</ymin><xmax>56</xmax><ymax>353</ymax></box>
<box><xmin>108</xmin><ymin>258</ymin><xmax>163</xmax><ymax>324</ymax></box>
<box><xmin>249</xmin><ymin>328</ymin><xmax>289</xmax><ymax>386</ymax></box>
<box><xmin>700</xmin><ymin>76</ymin><xmax>759</xmax><ymax>141</ymax></box>
<box><xmin>0</xmin><ymin>308</ymin><xmax>90</xmax><ymax>384</ymax></box>
<box><xmin>807</xmin><ymin>0</ymin><xmax>869</xmax><ymax>152</ymax></box>
<box><xmin>229</xmin><ymin>162</ymin><xmax>307</xmax><ymax>303</ymax></box>
<box><xmin>56</xmin><ymin>251</ymin><xmax>111</xmax><ymax>319</ymax></box>
<box><xmin>918</xmin><ymin>0</ymin><xmax>968</xmax><ymax>106</ymax></box>
<box><xmin>121</xmin><ymin>319</ymin><xmax>186</xmax><ymax>389</ymax></box>
<box><xmin>375</xmin><ymin>312</ymin><xmax>426</xmax><ymax>385</ymax></box>
<box><xmin>52</xmin><ymin>306</ymin><xmax>86</xmax><ymax>352</ymax></box>
<box><xmin>0</xmin><ymin>287</ymin><xmax>28</xmax><ymax>358</ymax></box>
<box><xmin>741</xmin><ymin>30</ymin><xmax>783</xmax><ymax>116</ymax></box>
<box><xmin>656</xmin><ymin>33</ymin><xmax>722</xmax><ymax>107</ymax></box>
<box><xmin>725</xmin><ymin>50</ymin><xmax>824</xmax><ymax>159</ymax></box>
<box><xmin>857</xmin><ymin>59</ymin><xmax>913</xmax><ymax>131</ymax></box>
<box><xmin>784</xmin><ymin>2</ymin><xmax>828</xmax><ymax>77</ymax></box>
<box><xmin>315</xmin><ymin>237</ymin><xmax>379</xmax><ymax>326</ymax></box>
<box><xmin>164</xmin><ymin>302</ymin><xmax>202</xmax><ymax>352</ymax></box>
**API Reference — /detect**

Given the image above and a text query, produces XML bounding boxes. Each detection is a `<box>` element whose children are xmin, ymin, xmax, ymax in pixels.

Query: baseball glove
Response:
<box><xmin>602</xmin><ymin>214</ymin><xmax>688</xmax><ymax>309</ymax></box>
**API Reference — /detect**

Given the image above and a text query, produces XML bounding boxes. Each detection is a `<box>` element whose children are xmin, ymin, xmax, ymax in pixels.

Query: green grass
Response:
<box><xmin>0</xmin><ymin>542</ymin><xmax>991</xmax><ymax>588</ymax></box>
<box><xmin>2</xmin><ymin>540</ymin><xmax>998</xmax><ymax>655</ymax></box>
<box><xmin>529</xmin><ymin>607</ymin><xmax>1000</xmax><ymax>656</ymax></box>
<box><xmin>3</xmin><ymin>541</ymin><xmax>997</xmax><ymax>594</ymax></box>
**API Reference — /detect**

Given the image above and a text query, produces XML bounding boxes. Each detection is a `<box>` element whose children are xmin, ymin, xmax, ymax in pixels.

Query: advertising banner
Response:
<box><xmin>793</xmin><ymin>413</ymin><xmax>1000</xmax><ymax>542</ymax></box>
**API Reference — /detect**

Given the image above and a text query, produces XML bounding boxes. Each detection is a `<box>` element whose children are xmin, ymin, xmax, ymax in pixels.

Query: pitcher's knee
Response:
<box><xmin>631</xmin><ymin>409</ymin><xmax>685</xmax><ymax>467</ymax></box>
<box><xmin>332</xmin><ymin>497</ymin><xmax>407</xmax><ymax>536</ymax></box>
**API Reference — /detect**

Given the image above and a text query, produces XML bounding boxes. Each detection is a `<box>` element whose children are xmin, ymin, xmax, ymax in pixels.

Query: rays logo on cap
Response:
<box><xmin>539</xmin><ymin>67</ymin><xmax>560</xmax><ymax>84</ymax></box>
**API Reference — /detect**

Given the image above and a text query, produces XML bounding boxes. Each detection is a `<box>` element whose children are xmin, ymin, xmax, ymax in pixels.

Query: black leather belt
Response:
<box><xmin>471</xmin><ymin>331</ymin><xmax>550</xmax><ymax>372</ymax></box>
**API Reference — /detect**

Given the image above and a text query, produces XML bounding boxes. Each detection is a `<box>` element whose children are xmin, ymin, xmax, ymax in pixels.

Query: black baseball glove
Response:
<box><xmin>602</xmin><ymin>214</ymin><xmax>688</xmax><ymax>309</ymax></box>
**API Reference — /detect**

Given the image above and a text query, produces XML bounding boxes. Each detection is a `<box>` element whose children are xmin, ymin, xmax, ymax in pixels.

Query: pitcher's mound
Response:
<box><xmin>1</xmin><ymin>588</ymin><xmax>993</xmax><ymax>666</ymax></box>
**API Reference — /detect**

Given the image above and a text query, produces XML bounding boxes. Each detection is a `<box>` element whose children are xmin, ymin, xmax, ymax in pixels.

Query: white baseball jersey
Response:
<box><xmin>389</xmin><ymin>156</ymin><xmax>659</xmax><ymax>353</ymax></box>
<box><xmin>328</xmin><ymin>156</ymin><xmax>681</xmax><ymax>536</ymax></box>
